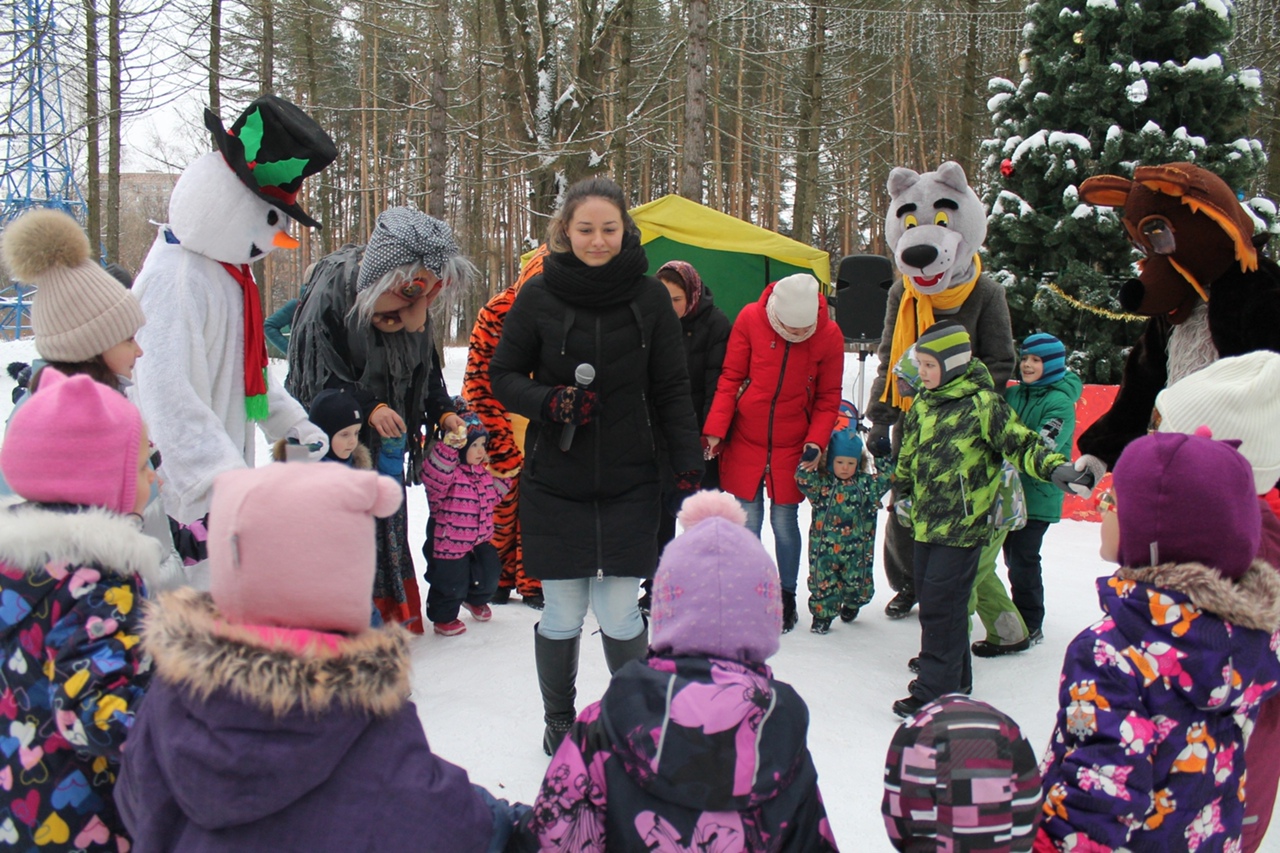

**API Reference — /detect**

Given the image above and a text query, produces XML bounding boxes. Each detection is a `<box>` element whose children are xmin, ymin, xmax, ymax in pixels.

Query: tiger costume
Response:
<box><xmin>463</xmin><ymin>247</ymin><xmax>547</xmax><ymax>602</ymax></box>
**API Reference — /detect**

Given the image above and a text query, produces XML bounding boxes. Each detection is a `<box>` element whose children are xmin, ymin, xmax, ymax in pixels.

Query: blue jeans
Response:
<box><xmin>739</xmin><ymin>488</ymin><xmax>801</xmax><ymax>592</ymax></box>
<box><xmin>537</xmin><ymin>576</ymin><xmax>645</xmax><ymax>641</ymax></box>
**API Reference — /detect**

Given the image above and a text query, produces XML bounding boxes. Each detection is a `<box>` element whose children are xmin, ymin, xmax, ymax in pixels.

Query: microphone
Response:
<box><xmin>559</xmin><ymin>363</ymin><xmax>596</xmax><ymax>452</ymax></box>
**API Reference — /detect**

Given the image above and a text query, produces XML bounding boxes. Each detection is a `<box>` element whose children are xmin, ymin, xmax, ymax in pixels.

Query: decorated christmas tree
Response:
<box><xmin>981</xmin><ymin>0</ymin><xmax>1272</xmax><ymax>382</ymax></box>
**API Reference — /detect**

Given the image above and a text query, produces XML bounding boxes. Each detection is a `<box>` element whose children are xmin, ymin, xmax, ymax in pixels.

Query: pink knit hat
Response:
<box><xmin>650</xmin><ymin>490</ymin><xmax>783</xmax><ymax>664</ymax></box>
<box><xmin>208</xmin><ymin>463</ymin><xmax>403</xmax><ymax>633</ymax></box>
<box><xmin>0</xmin><ymin>368</ymin><xmax>143</xmax><ymax>514</ymax></box>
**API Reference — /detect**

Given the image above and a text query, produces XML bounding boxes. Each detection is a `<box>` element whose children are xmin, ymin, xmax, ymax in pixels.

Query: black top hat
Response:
<box><xmin>204</xmin><ymin>95</ymin><xmax>338</xmax><ymax>230</ymax></box>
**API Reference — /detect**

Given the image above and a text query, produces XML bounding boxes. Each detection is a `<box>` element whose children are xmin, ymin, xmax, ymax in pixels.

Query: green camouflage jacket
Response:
<box><xmin>895</xmin><ymin>359</ymin><xmax>1067</xmax><ymax>547</ymax></box>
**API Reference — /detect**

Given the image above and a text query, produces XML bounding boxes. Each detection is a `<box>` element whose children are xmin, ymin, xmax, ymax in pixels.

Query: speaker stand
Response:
<box><xmin>849</xmin><ymin>340</ymin><xmax>878</xmax><ymax>420</ymax></box>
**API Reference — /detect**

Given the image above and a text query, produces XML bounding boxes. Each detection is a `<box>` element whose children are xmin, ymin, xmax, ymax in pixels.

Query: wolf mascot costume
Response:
<box><xmin>866</xmin><ymin>162</ymin><xmax>1016</xmax><ymax>618</ymax></box>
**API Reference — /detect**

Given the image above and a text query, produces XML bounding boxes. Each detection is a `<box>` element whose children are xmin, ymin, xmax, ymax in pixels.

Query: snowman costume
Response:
<box><xmin>133</xmin><ymin>97</ymin><xmax>337</xmax><ymax>525</ymax></box>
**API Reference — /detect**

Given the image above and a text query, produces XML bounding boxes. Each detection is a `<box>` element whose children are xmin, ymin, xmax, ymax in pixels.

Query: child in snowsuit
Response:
<box><xmin>796</xmin><ymin>404</ymin><xmax>892</xmax><ymax>633</ymax></box>
<box><xmin>884</xmin><ymin>695</ymin><xmax>1041</xmax><ymax>852</ymax></box>
<box><xmin>1036</xmin><ymin>430</ymin><xmax>1280</xmax><ymax>852</ymax></box>
<box><xmin>0</xmin><ymin>368</ymin><xmax>159</xmax><ymax>851</ymax></box>
<box><xmin>513</xmin><ymin>490</ymin><xmax>838</xmax><ymax>852</ymax></box>
<box><xmin>893</xmin><ymin>322</ymin><xmax>1089</xmax><ymax>717</ymax></box>
<box><xmin>421</xmin><ymin>407</ymin><xmax>511</xmax><ymax>636</ymax></box>
<box><xmin>970</xmin><ymin>332</ymin><xmax>1082</xmax><ymax>656</ymax></box>
<box><xmin>116</xmin><ymin>463</ymin><xmax>515</xmax><ymax>852</ymax></box>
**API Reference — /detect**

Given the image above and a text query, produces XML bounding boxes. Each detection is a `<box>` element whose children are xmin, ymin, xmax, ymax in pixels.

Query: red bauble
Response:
<box><xmin>1000</xmin><ymin>158</ymin><xmax>1015</xmax><ymax>178</ymax></box>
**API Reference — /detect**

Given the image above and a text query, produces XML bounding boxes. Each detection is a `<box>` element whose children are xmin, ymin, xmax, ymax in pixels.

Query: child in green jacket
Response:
<box><xmin>796</xmin><ymin>405</ymin><xmax>892</xmax><ymax>634</ymax></box>
<box><xmin>891</xmin><ymin>322</ymin><xmax>1091</xmax><ymax>718</ymax></box>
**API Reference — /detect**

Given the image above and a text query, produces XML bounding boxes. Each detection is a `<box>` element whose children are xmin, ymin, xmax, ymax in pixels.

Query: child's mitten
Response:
<box><xmin>1051</xmin><ymin>462</ymin><xmax>1095</xmax><ymax>497</ymax></box>
<box><xmin>378</xmin><ymin>434</ymin><xmax>406</xmax><ymax>479</ymax></box>
<box><xmin>868</xmin><ymin>423</ymin><xmax>892</xmax><ymax>458</ymax></box>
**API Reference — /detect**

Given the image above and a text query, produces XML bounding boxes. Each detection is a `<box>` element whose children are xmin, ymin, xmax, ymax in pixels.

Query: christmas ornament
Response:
<box><xmin>1073</xmin><ymin>31</ymin><xmax>1084</xmax><ymax>44</ymax></box>
<box><xmin>1000</xmin><ymin>158</ymin><xmax>1015</xmax><ymax>178</ymax></box>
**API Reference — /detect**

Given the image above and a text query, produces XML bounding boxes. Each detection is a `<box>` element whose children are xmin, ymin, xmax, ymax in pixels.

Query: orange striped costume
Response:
<box><xmin>463</xmin><ymin>247</ymin><xmax>547</xmax><ymax>597</ymax></box>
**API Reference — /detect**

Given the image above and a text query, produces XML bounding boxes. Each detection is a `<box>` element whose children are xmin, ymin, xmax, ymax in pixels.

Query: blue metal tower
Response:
<box><xmin>0</xmin><ymin>0</ymin><xmax>87</xmax><ymax>338</ymax></box>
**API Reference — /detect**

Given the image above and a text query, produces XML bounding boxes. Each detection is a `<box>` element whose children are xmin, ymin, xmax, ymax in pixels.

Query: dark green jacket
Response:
<box><xmin>896</xmin><ymin>360</ymin><xmax>1067</xmax><ymax>547</ymax></box>
<box><xmin>1006</xmin><ymin>371</ymin><xmax>1082</xmax><ymax>523</ymax></box>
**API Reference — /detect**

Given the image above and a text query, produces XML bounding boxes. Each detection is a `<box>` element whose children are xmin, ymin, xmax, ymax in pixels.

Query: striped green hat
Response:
<box><xmin>916</xmin><ymin>321</ymin><xmax>971</xmax><ymax>387</ymax></box>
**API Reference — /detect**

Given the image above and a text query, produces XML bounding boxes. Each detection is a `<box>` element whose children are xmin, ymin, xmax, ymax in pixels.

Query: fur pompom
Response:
<box><xmin>1</xmin><ymin>208</ymin><xmax>90</xmax><ymax>283</ymax></box>
<box><xmin>677</xmin><ymin>490</ymin><xmax>747</xmax><ymax>531</ymax></box>
<box><xmin>1194</xmin><ymin>425</ymin><xmax>1213</xmax><ymax>438</ymax></box>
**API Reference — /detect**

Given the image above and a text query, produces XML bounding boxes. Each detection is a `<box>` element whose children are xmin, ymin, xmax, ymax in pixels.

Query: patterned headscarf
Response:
<box><xmin>357</xmin><ymin>207</ymin><xmax>460</xmax><ymax>292</ymax></box>
<box><xmin>883</xmin><ymin>695</ymin><xmax>1041</xmax><ymax>852</ymax></box>
<box><xmin>656</xmin><ymin>260</ymin><xmax>703</xmax><ymax>316</ymax></box>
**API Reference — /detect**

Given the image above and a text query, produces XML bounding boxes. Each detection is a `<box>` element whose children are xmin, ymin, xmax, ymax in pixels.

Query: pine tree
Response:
<box><xmin>982</xmin><ymin>0</ymin><xmax>1271</xmax><ymax>382</ymax></box>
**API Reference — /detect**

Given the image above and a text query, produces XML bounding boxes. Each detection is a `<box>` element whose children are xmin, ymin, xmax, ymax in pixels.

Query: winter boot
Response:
<box><xmin>782</xmin><ymin>590</ymin><xmax>798</xmax><ymax>634</ymax></box>
<box><xmin>602</xmin><ymin>622</ymin><xmax>649</xmax><ymax>676</ymax></box>
<box><xmin>884</xmin><ymin>590</ymin><xmax>916</xmax><ymax>619</ymax></box>
<box><xmin>534</xmin><ymin>624</ymin><xmax>579</xmax><ymax>756</ymax></box>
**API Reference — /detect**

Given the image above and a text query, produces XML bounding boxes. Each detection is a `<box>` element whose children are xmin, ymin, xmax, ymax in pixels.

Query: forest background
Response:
<box><xmin>4</xmin><ymin>0</ymin><xmax>1280</xmax><ymax>351</ymax></box>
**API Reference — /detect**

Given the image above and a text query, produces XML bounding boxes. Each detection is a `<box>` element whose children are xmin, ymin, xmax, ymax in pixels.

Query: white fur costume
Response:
<box><xmin>133</xmin><ymin>152</ymin><xmax>318</xmax><ymax>523</ymax></box>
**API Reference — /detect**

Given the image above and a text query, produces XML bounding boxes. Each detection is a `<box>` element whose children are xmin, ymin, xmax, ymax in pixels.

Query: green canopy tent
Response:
<box><xmin>631</xmin><ymin>195</ymin><xmax>830</xmax><ymax>321</ymax></box>
<box><xmin>523</xmin><ymin>194</ymin><xmax>830</xmax><ymax>321</ymax></box>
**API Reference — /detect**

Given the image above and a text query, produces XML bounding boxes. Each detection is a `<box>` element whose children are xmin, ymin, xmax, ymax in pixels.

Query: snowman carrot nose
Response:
<box><xmin>273</xmin><ymin>231</ymin><xmax>300</xmax><ymax>249</ymax></box>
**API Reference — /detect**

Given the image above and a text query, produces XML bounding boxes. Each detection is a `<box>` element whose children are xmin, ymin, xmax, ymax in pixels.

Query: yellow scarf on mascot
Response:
<box><xmin>881</xmin><ymin>255</ymin><xmax>982</xmax><ymax>410</ymax></box>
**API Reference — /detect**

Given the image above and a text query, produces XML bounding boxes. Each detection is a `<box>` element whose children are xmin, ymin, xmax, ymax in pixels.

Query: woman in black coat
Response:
<box><xmin>491</xmin><ymin>177</ymin><xmax>702</xmax><ymax>756</ymax></box>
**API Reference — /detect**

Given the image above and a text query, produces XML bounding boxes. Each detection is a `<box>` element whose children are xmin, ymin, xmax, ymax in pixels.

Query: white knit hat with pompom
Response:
<box><xmin>1</xmin><ymin>208</ymin><xmax>145</xmax><ymax>362</ymax></box>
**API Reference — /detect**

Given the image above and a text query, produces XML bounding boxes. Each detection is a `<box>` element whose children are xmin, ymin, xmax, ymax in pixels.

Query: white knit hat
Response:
<box><xmin>771</xmin><ymin>273</ymin><xmax>820</xmax><ymax>327</ymax></box>
<box><xmin>1</xmin><ymin>208</ymin><xmax>145</xmax><ymax>362</ymax></box>
<box><xmin>1156</xmin><ymin>350</ymin><xmax>1280</xmax><ymax>495</ymax></box>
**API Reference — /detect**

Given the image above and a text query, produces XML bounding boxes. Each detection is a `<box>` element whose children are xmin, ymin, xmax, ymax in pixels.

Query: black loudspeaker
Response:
<box><xmin>833</xmin><ymin>254</ymin><xmax>893</xmax><ymax>344</ymax></box>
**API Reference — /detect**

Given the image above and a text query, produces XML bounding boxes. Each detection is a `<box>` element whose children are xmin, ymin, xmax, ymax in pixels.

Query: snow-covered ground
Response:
<box><xmin>2</xmin><ymin>338</ymin><xmax>1277</xmax><ymax>851</ymax></box>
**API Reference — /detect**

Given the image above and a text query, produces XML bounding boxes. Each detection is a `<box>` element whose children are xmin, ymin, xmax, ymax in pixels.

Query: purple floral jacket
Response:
<box><xmin>514</xmin><ymin>655</ymin><xmax>838</xmax><ymax>852</ymax></box>
<box><xmin>1039</xmin><ymin>560</ymin><xmax>1280</xmax><ymax>853</ymax></box>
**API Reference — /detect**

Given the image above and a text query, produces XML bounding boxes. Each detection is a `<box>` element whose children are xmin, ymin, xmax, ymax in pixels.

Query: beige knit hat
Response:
<box><xmin>771</xmin><ymin>273</ymin><xmax>820</xmax><ymax>327</ymax></box>
<box><xmin>1156</xmin><ymin>350</ymin><xmax>1280</xmax><ymax>495</ymax></box>
<box><xmin>1</xmin><ymin>208</ymin><xmax>146</xmax><ymax>362</ymax></box>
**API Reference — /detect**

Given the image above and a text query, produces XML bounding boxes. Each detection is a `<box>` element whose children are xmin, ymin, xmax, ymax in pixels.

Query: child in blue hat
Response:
<box><xmin>796</xmin><ymin>402</ymin><xmax>893</xmax><ymax>633</ymax></box>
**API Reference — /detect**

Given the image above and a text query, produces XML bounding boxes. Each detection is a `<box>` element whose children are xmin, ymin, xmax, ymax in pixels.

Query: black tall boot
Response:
<box><xmin>534</xmin><ymin>623</ymin><xmax>579</xmax><ymax>756</ymax></box>
<box><xmin>602</xmin><ymin>622</ymin><xmax>649</xmax><ymax>676</ymax></box>
<box><xmin>782</xmin><ymin>589</ymin><xmax>798</xmax><ymax>633</ymax></box>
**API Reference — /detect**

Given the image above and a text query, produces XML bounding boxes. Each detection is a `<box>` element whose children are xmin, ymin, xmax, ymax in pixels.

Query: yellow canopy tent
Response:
<box><xmin>522</xmin><ymin>194</ymin><xmax>830</xmax><ymax>320</ymax></box>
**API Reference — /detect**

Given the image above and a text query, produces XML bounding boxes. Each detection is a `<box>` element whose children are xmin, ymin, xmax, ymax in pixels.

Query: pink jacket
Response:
<box><xmin>421</xmin><ymin>443</ymin><xmax>511</xmax><ymax>560</ymax></box>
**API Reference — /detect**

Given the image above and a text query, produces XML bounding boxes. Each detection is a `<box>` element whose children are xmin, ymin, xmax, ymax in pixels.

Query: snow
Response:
<box><xmin>1071</xmin><ymin>204</ymin><xmax>1095</xmax><ymax>220</ymax></box>
<box><xmin>1047</xmin><ymin>131</ymin><xmax>1092</xmax><ymax>154</ymax></box>
<box><xmin>1125</xmin><ymin>79</ymin><xmax>1149</xmax><ymax>104</ymax></box>
<box><xmin>1240</xmin><ymin>69</ymin><xmax>1263</xmax><ymax>92</ymax></box>
<box><xmin>4</xmin><ymin>338</ymin><xmax>1280</xmax><ymax>851</ymax></box>
<box><xmin>1086</xmin><ymin>0</ymin><xmax>1117</xmax><ymax>8</ymax></box>
<box><xmin>987</xmin><ymin>92</ymin><xmax>1012</xmax><ymax>113</ymax></box>
<box><xmin>993</xmin><ymin>190</ymin><xmax>1035</xmax><ymax>218</ymax></box>
<box><xmin>1201</xmin><ymin>0</ymin><xmax>1232</xmax><ymax>20</ymax></box>
<box><xmin>1184</xmin><ymin>54</ymin><xmax>1225</xmax><ymax>73</ymax></box>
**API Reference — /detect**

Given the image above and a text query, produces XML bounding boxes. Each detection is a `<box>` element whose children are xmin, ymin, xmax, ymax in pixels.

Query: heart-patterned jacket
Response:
<box><xmin>0</xmin><ymin>503</ymin><xmax>159</xmax><ymax>851</ymax></box>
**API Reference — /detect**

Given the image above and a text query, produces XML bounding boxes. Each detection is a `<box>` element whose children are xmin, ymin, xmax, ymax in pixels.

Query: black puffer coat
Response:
<box><xmin>491</xmin><ymin>242</ymin><xmax>702</xmax><ymax>581</ymax></box>
<box><xmin>681</xmin><ymin>284</ymin><xmax>733</xmax><ymax>425</ymax></box>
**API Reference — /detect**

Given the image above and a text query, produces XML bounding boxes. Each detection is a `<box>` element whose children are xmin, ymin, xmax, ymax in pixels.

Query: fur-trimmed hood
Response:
<box><xmin>0</xmin><ymin>502</ymin><xmax>163</xmax><ymax>588</ymax></box>
<box><xmin>144</xmin><ymin>587</ymin><xmax>410</xmax><ymax>718</ymax></box>
<box><xmin>271</xmin><ymin>438</ymin><xmax>372</xmax><ymax>469</ymax></box>
<box><xmin>1099</xmin><ymin>559</ymin><xmax>1280</xmax><ymax>711</ymax></box>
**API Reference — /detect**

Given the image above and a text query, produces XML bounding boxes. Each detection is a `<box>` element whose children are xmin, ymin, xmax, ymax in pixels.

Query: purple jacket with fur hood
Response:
<box><xmin>115</xmin><ymin>588</ymin><xmax>494</xmax><ymax>852</ymax></box>
<box><xmin>1039</xmin><ymin>560</ymin><xmax>1280</xmax><ymax>852</ymax></box>
<box><xmin>421</xmin><ymin>442</ymin><xmax>511</xmax><ymax>559</ymax></box>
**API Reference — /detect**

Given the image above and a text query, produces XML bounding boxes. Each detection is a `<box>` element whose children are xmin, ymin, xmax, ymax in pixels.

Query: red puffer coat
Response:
<box><xmin>703</xmin><ymin>281</ymin><xmax>845</xmax><ymax>504</ymax></box>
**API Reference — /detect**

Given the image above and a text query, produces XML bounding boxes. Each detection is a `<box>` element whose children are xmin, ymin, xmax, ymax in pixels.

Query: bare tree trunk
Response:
<box><xmin>209</xmin><ymin>0</ymin><xmax>221</xmax><ymax>119</ymax></box>
<box><xmin>956</xmin><ymin>0</ymin><xmax>980</xmax><ymax>175</ymax></box>
<box><xmin>84</xmin><ymin>0</ymin><xmax>100</xmax><ymax>254</ymax></box>
<box><xmin>792</xmin><ymin>0</ymin><xmax>825</xmax><ymax>243</ymax></box>
<box><xmin>733</xmin><ymin>24</ymin><xmax>747</xmax><ymax>220</ymax></box>
<box><xmin>679</xmin><ymin>0</ymin><xmax>708</xmax><ymax>202</ymax></box>
<box><xmin>261</xmin><ymin>0</ymin><xmax>274</xmax><ymax>94</ymax></box>
<box><xmin>428</xmin><ymin>0</ymin><xmax>449</xmax><ymax>218</ymax></box>
<box><xmin>106</xmin><ymin>0</ymin><xmax>121</xmax><ymax>262</ymax></box>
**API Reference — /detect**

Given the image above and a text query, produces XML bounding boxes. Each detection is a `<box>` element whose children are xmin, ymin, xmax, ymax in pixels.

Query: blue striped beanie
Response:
<box><xmin>1020</xmin><ymin>333</ymin><xmax>1066</xmax><ymax>386</ymax></box>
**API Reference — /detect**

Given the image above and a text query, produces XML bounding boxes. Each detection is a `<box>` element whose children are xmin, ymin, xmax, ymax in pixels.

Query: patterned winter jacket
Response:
<box><xmin>795</xmin><ymin>462</ymin><xmax>892</xmax><ymax>573</ymax></box>
<box><xmin>421</xmin><ymin>442</ymin><xmax>512</xmax><ymax>560</ymax></box>
<box><xmin>514</xmin><ymin>656</ymin><xmax>839</xmax><ymax>852</ymax></box>
<box><xmin>1039</xmin><ymin>560</ymin><xmax>1280</xmax><ymax>853</ymax></box>
<box><xmin>895</xmin><ymin>359</ymin><xmax>1066</xmax><ymax>548</ymax></box>
<box><xmin>0</xmin><ymin>504</ymin><xmax>160</xmax><ymax>851</ymax></box>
